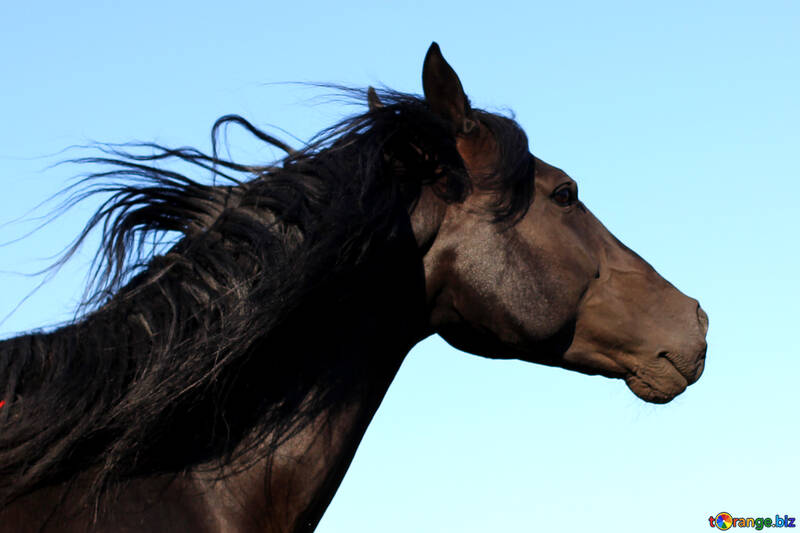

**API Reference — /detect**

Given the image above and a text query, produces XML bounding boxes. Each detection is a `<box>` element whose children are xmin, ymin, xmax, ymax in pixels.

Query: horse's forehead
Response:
<box><xmin>533</xmin><ymin>156</ymin><xmax>572</xmax><ymax>185</ymax></box>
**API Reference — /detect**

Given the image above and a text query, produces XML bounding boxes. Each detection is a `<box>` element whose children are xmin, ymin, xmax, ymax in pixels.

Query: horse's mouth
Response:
<box><xmin>563</xmin><ymin>347</ymin><xmax>704</xmax><ymax>404</ymax></box>
<box><xmin>623</xmin><ymin>352</ymin><xmax>703</xmax><ymax>404</ymax></box>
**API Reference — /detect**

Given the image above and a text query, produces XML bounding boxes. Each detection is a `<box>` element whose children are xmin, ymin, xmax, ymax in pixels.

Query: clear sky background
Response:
<box><xmin>1</xmin><ymin>2</ymin><xmax>798</xmax><ymax>532</ymax></box>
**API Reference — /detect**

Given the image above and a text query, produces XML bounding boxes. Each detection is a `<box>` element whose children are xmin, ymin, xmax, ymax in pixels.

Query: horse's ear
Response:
<box><xmin>422</xmin><ymin>42</ymin><xmax>476</xmax><ymax>136</ymax></box>
<box><xmin>367</xmin><ymin>86</ymin><xmax>384</xmax><ymax>111</ymax></box>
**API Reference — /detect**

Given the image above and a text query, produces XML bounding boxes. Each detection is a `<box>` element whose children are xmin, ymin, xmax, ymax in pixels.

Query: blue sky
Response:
<box><xmin>1</xmin><ymin>2</ymin><xmax>798</xmax><ymax>532</ymax></box>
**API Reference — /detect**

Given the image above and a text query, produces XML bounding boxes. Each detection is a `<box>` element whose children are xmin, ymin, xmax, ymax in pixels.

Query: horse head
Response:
<box><xmin>411</xmin><ymin>43</ymin><xmax>707</xmax><ymax>403</ymax></box>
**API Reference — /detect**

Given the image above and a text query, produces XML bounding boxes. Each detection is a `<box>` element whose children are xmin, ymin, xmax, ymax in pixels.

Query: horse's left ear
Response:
<box><xmin>367</xmin><ymin>86</ymin><xmax>384</xmax><ymax>111</ymax></box>
<box><xmin>422</xmin><ymin>42</ymin><xmax>476</xmax><ymax>136</ymax></box>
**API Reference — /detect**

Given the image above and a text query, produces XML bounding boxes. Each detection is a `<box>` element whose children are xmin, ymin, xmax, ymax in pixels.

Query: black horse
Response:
<box><xmin>0</xmin><ymin>43</ymin><xmax>707</xmax><ymax>532</ymax></box>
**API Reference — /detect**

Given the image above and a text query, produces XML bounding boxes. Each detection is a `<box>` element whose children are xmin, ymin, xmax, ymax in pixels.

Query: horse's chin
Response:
<box><xmin>623</xmin><ymin>359</ymin><xmax>689</xmax><ymax>404</ymax></box>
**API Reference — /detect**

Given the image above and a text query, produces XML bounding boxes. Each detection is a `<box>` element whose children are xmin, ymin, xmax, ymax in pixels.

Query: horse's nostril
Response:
<box><xmin>697</xmin><ymin>305</ymin><xmax>709</xmax><ymax>336</ymax></box>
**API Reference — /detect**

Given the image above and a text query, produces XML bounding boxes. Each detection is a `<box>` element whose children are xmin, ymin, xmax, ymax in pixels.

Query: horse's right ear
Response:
<box><xmin>422</xmin><ymin>42</ymin><xmax>475</xmax><ymax>136</ymax></box>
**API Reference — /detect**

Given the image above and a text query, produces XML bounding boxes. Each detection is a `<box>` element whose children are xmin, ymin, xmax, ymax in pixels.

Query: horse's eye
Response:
<box><xmin>551</xmin><ymin>185</ymin><xmax>576</xmax><ymax>206</ymax></box>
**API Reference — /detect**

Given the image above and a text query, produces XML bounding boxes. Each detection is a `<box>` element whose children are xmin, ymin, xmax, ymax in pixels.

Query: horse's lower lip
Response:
<box><xmin>625</xmin><ymin>357</ymin><xmax>689</xmax><ymax>404</ymax></box>
<box><xmin>625</xmin><ymin>375</ymin><xmax>683</xmax><ymax>404</ymax></box>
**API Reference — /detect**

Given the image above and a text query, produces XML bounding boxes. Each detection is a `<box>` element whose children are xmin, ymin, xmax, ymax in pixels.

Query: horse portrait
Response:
<box><xmin>0</xmin><ymin>43</ymin><xmax>707</xmax><ymax>532</ymax></box>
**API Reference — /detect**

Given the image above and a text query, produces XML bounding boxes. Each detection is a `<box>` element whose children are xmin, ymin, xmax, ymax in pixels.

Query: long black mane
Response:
<box><xmin>0</xmin><ymin>88</ymin><xmax>532</xmax><ymax>507</ymax></box>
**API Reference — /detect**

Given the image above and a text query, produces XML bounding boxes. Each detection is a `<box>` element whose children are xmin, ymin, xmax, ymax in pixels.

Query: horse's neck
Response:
<box><xmin>192</xmin><ymin>249</ymin><xmax>424</xmax><ymax>532</ymax></box>
<box><xmin>0</xmin><ymin>212</ymin><xmax>428</xmax><ymax>532</ymax></box>
<box><xmin>0</xmin><ymin>392</ymin><xmax>390</xmax><ymax>533</ymax></box>
<box><xmin>194</xmin><ymin>354</ymin><xmax>402</xmax><ymax>533</ymax></box>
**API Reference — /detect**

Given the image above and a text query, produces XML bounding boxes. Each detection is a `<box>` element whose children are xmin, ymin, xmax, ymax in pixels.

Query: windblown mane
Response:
<box><xmin>0</xmin><ymin>88</ymin><xmax>533</xmax><ymax>507</ymax></box>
